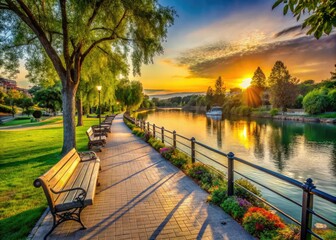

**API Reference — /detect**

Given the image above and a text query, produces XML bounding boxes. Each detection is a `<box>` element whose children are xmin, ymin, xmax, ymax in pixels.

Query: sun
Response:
<box><xmin>240</xmin><ymin>78</ymin><xmax>252</xmax><ymax>89</ymax></box>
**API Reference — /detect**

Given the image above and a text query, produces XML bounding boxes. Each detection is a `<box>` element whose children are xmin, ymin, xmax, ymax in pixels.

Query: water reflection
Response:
<box><xmin>138</xmin><ymin>110</ymin><xmax>336</xmax><ymax>183</ymax></box>
<box><xmin>136</xmin><ymin>109</ymin><xmax>336</xmax><ymax>224</ymax></box>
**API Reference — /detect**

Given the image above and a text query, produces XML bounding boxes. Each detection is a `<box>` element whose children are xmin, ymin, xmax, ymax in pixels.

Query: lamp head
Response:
<box><xmin>97</xmin><ymin>85</ymin><xmax>102</xmax><ymax>91</ymax></box>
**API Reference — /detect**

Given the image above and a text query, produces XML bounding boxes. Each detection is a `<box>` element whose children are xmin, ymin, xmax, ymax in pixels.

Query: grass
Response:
<box><xmin>0</xmin><ymin>116</ymin><xmax>99</xmax><ymax>240</ymax></box>
<box><xmin>0</xmin><ymin>116</ymin><xmax>63</xmax><ymax>127</ymax></box>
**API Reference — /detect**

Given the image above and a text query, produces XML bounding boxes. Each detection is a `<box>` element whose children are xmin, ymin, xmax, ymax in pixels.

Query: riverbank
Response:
<box><xmin>251</xmin><ymin>112</ymin><xmax>336</xmax><ymax>124</ymax></box>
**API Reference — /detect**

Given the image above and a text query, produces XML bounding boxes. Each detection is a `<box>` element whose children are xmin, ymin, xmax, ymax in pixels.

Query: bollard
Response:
<box><xmin>191</xmin><ymin>137</ymin><xmax>195</xmax><ymax>163</ymax></box>
<box><xmin>173</xmin><ymin>131</ymin><xmax>176</xmax><ymax>148</ymax></box>
<box><xmin>153</xmin><ymin>124</ymin><xmax>156</xmax><ymax>138</ymax></box>
<box><xmin>227</xmin><ymin>152</ymin><xmax>235</xmax><ymax>196</ymax></box>
<box><xmin>161</xmin><ymin>127</ymin><xmax>165</xmax><ymax>143</ymax></box>
<box><xmin>300</xmin><ymin>178</ymin><xmax>315</xmax><ymax>240</ymax></box>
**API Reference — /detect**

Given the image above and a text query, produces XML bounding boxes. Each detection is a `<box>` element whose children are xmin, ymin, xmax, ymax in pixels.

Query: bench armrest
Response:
<box><xmin>51</xmin><ymin>187</ymin><xmax>87</xmax><ymax>203</ymax></box>
<box><xmin>79</xmin><ymin>151</ymin><xmax>98</xmax><ymax>161</ymax></box>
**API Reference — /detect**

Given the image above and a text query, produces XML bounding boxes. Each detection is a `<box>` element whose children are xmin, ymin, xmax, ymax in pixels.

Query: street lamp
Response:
<box><xmin>97</xmin><ymin>86</ymin><xmax>102</xmax><ymax>140</ymax></box>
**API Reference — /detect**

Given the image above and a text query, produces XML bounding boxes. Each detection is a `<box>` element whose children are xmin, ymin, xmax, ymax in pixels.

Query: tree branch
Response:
<box><xmin>81</xmin><ymin>10</ymin><xmax>128</xmax><ymax>65</ymax></box>
<box><xmin>86</xmin><ymin>0</ymin><xmax>105</xmax><ymax>28</ymax></box>
<box><xmin>5</xmin><ymin>0</ymin><xmax>66</xmax><ymax>80</ymax></box>
<box><xmin>60</xmin><ymin>0</ymin><xmax>70</xmax><ymax>68</ymax></box>
<box><xmin>3</xmin><ymin>36</ymin><xmax>38</xmax><ymax>49</ymax></box>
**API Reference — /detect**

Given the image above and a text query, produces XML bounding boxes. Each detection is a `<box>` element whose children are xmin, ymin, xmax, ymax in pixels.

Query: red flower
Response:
<box><xmin>255</xmin><ymin>223</ymin><xmax>264</xmax><ymax>231</ymax></box>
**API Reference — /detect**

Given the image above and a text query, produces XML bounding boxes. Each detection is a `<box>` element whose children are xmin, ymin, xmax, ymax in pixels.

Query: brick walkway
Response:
<box><xmin>30</xmin><ymin>115</ymin><xmax>253</xmax><ymax>240</ymax></box>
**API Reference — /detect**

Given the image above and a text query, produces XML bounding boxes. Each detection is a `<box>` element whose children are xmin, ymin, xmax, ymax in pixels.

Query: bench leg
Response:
<box><xmin>44</xmin><ymin>207</ymin><xmax>87</xmax><ymax>239</ymax></box>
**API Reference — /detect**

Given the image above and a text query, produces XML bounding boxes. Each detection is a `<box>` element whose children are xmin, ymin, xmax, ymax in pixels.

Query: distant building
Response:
<box><xmin>0</xmin><ymin>77</ymin><xmax>30</xmax><ymax>96</ymax></box>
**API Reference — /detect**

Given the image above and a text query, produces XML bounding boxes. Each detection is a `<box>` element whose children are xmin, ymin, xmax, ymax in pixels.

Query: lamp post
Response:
<box><xmin>97</xmin><ymin>86</ymin><xmax>102</xmax><ymax>140</ymax></box>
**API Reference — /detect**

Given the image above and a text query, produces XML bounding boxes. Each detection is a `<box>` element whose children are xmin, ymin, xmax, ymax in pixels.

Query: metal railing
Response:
<box><xmin>124</xmin><ymin>114</ymin><xmax>336</xmax><ymax>240</ymax></box>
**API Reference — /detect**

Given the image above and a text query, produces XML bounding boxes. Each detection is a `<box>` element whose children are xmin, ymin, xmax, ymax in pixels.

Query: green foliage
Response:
<box><xmin>302</xmin><ymin>88</ymin><xmax>329</xmax><ymax>114</ymax></box>
<box><xmin>221</xmin><ymin>197</ymin><xmax>249</xmax><ymax>220</ymax></box>
<box><xmin>148</xmin><ymin>137</ymin><xmax>165</xmax><ymax>151</ymax></box>
<box><xmin>0</xmin><ymin>104</ymin><xmax>12</xmax><ymax>113</ymax></box>
<box><xmin>132</xmin><ymin>127</ymin><xmax>145</xmax><ymax>138</ymax></box>
<box><xmin>242</xmin><ymin>207</ymin><xmax>285</xmax><ymax>238</ymax></box>
<box><xmin>270</xmin><ymin>108</ymin><xmax>279</xmax><ymax>116</ymax></box>
<box><xmin>235</xmin><ymin>178</ymin><xmax>262</xmax><ymax>206</ymax></box>
<box><xmin>328</xmin><ymin>88</ymin><xmax>336</xmax><ymax>111</ymax></box>
<box><xmin>116</xmin><ymin>79</ymin><xmax>144</xmax><ymax>111</ymax></box>
<box><xmin>32</xmin><ymin>110</ymin><xmax>42</xmax><ymax>119</ymax></box>
<box><xmin>170</xmin><ymin>151</ymin><xmax>191</xmax><ymax>169</ymax></box>
<box><xmin>251</xmin><ymin>67</ymin><xmax>266</xmax><ymax>88</ymax></box>
<box><xmin>209</xmin><ymin>186</ymin><xmax>228</xmax><ymax>205</ymax></box>
<box><xmin>34</xmin><ymin>85</ymin><xmax>62</xmax><ymax>113</ymax></box>
<box><xmin>268</xmin><ymin>61</ymin><xmax>298</xmax><ymax>111</ymax></box>
<box><xmin>272</xmin><ymin>0</ymin><xmax>336</xmax><ymax>39</ymax></box>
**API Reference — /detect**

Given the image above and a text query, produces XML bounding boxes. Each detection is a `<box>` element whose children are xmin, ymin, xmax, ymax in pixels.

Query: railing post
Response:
<box><xmin>161</xmin><ymin>127</ymin><xmax>165</xmax><ymax>143</ymax></box>
<box><xmin>191</xmin><ymin>137</ymin><xmax>195</xmax><ymax>163</ymax></box>
<box><xmin>227</xmin><ymin>152</ymin><xmax>235</xmax><ymax>196</ymax></box>
<box><xmin>142</xmin><ymin>121</ymin><xmax>146</xmax><ymax>131</ymax></box>
<box><xmin>153</xmin><ymin>124</ymin><xmax>156</xmax><ymax>138</ymax></box>
<box><xmin>300</xmin><ymin>178</ymin><xmax>315</xmax><ymax>240</ymax></box>
<box><xmin>147</xmin><ymin>122</ymin><xmax>150</xmax><ymax>133</ymax></box>
<box><xmin>173</xmin><ymin>131</ymin><xmax>176</xmax><ymax>148</ymax></box>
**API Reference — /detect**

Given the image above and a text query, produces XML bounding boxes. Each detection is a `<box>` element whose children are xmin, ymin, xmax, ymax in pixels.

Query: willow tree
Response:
<box><xmin>0</xmin><ymin>0</ymin><xmax>176</xmax><ymax>153</ymax></box>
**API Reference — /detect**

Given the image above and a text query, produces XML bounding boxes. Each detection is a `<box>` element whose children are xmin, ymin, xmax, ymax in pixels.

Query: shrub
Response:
<box><xmin>270</xmin><ymin>108</ymin><xmax>278</xmax><ymax>116</ymax></box>
<box><xmin>303</xmin><ymin>88</ymin><xmax>329</xmax><ymax>114</ymax></box>
<box><xmin>132</xmin><ymin>127</ymin><xmax>145</xmax><ymax>137</ymax></box>
<box><xmin>235</xmin><ymin>178</ymin><xmax>262</xmax><ymax>206</ymax></box>
<box><xmin>32</xmin><ymin>110</ymin><xmax>42</xmax><ymax>119</ymax></box>
<box><xmin>160</xmin><ymin>147</ymin><xmax>175</xmax><ymax>159</ymax></box>
<box><xmin>275</xmin><ymin>225</ymin><xmax>300</xmax><ymax>240</ymax></box>
<box><xmin>22</xmin><ymin>109</ymin><xmax>34</xmax><ymax>116</ymax></box>
<box><xmin>242</xmin><ymin>207</ymin><xmax>285</xmax><ymax>238</ymax></box>
<box><xmin>148</xmin><ymin>137</ymin><xmax>165</xmax><ymax>151</ymax></box>
<box><xmin>188</xmin><ymin>162</ymin><xmax>211</xmax><ymax>181</ymax></box>
<box><xmin>208</xmin><ymin>186</ymin><xmax>228</xmax><ymax>205</ymax></box>
<box><xmin>143</xmin><ymin>132</ymin><xmax>152</xmax><ymax>142</ymax></box>
<box><xmin>220</xmin><ymin>197</ymin><xmax>248</xmax><ymax>221</ymax></box>
<box><xmin>170</xmin><ymin>151</ymin><xmax>191</xmax><ymax>169</ymax></box>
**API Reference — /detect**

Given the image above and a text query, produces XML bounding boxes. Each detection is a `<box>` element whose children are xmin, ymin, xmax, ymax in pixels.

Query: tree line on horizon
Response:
<box><xmin>152</xmin><ymin>61</ymin><xmax>336</xmax><ymax>116</ymax></box>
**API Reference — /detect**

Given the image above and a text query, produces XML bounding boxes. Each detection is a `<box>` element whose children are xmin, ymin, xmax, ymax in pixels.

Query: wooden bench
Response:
<box><xmin>86</xmin><ymin>127</ymin><xmax>107</xmax><ymax>151</ymax></box>
<box><xmin>33</xmin><ymin>148</ymin><xmax>100</xmax><ymax>239</ymax></box>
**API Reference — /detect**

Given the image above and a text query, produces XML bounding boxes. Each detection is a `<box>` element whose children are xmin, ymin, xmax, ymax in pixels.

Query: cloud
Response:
<box><xmin>176</xmin><ymin>34</ymin><xmax>336</xmax><ymax>86</ymax></box>
<box><xmin>274</xmin><ymin>25</ymin><xmax>303</xmax><ymax>38</ymax></box>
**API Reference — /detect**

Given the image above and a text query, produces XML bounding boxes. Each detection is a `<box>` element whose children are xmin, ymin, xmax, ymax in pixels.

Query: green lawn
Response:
<box><xmin>0</xmin><ymin>117</ymin><xmax>99</xmax><ymax>240</ymax></box>
<box><xmin>0</xmin><ymin>116</ymin><xmax>63</xmax><ymax>127</ymax></box>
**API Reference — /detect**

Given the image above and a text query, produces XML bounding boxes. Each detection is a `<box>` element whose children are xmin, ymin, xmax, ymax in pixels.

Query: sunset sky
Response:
<box><xmin>138</xmin><ymin>0</ymin><xmax>336</xmax><ymax>96</ymax></box>
<box><xmin>14</xmin><ymin>0</ymin><xmax>336</xmax><ymax>97</ymax></box>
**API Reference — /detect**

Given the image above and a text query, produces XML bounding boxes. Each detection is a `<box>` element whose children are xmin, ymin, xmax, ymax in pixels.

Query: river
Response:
<box><xmin>135</xmin><ymin>109</ymin><xmax>336</xmax><ymax>226</ymax></box>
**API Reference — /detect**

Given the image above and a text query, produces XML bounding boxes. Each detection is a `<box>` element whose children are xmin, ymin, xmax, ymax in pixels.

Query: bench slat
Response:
<box><xmin>53</xmin><ymin>161</ymin><xmax>87</xmax><ymax>204</ymax></box>
<box><xmin>49</xmin><ymin>153</ymin><xmax>81</xmax><ymax>192</ymax></box>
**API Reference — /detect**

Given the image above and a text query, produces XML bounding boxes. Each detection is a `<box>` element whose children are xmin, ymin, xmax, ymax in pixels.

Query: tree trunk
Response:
<box><xmin>61</xmin><ymin>84</ymin><xmax>77</xmax><ymax>155</ymax></box>
<box><xmin>76</xmin><ymin>94</ymin><xmax>83</xmax><ymax>126</ymax></box>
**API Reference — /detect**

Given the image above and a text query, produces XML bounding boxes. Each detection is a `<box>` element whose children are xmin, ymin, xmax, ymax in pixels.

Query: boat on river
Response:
<box><xmin>206</xmin><ymin>106</ymin><xmax>222</xmax><ymax>117</ymax></box>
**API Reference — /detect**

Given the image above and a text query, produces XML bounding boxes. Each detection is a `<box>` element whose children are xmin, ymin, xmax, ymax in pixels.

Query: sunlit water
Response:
<box><xmin>135</xmin><ymin>109</ymin><xmax>336</xmax><ymax>226</ymax></box>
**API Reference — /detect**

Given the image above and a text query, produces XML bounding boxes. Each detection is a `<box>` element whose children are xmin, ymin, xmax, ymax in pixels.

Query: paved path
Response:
<box><xmin>30</xmin><ymin>115</ymin><xmax>253</xmax><ymax>240</ymax></box>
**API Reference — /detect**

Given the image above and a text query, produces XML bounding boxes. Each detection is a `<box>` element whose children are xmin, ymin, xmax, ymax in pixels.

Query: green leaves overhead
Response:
<box><xmin>272</xmin><ymin>0</ymin><xmax>336</xmax><ymax>39</ymax></box>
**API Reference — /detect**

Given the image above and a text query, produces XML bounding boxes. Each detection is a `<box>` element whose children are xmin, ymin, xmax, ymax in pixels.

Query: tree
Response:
<box><xmin>115</xmin><ymin>79</ymin><xmax>143</xmax><ymax>111</ymax></box>
<box><xmin>206</xmin><ymin>86</ymin><xmax>214</xmax><ymax>108</ymax></box>
<box><xmin>268</xmin><ymin>61</ymin><xmax>298</xmax><ymax>111</ymax></box>
<box><xmin>16</xmin><ymin>96</ymin><xmax>34</xmax><ymax>114</ymax></box>
<box><xmin>0</xmin><ymin>1</ymin><xmax>176</xmax><ymax>153</ymax></box>
<box><xmin>251</xmin><ymin>67</ymin><xmax>266</xmax><ymax>89</ymax></box>
<box><xmin>34</xmin><ymin>84</ymin><xmax>62</xmax><ymax>114</ymax></box>
<box><xmin>272</xmin><ymin>0</ymin><xmax>336</xmax><ymax>39</ymax></box>
<box><xmin>214</xmin><ymin>76</ymin><xmax>226</xmax><ymax>106</ymax></box>
<box><xmin>5</xmin><ymin>89</ymin><xmax>22</xmax><ymax>117</ymax></box>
